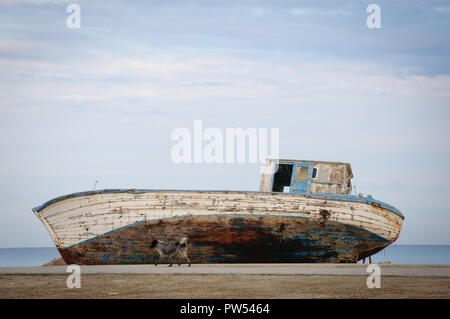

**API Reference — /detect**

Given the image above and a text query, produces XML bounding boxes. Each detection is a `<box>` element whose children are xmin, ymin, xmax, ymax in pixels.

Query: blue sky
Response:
<box><xmin>0</xmin><ymin>0</ymin><xmax>449</xmax><ymax>246</ymax></box>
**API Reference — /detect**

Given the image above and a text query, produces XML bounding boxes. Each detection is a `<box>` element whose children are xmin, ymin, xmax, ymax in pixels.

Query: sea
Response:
<box><xmin>0</xmin><ymin>245</ymin><xmax>449</xmax><ymax>267</ymax></box>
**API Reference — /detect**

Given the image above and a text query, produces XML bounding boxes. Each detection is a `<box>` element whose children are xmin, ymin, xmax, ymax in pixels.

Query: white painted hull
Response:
<box><xmin>33</xmin><ymin>190</ymin><xmax>404</xmax><ymax>263</ymax></box>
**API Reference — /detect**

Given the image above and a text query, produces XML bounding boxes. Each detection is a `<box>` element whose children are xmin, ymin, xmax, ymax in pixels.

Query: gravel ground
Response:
<box><xmin>0</xmin><ymin>273</ymin><xmax>448</xmax><ymax>298</ymax></box>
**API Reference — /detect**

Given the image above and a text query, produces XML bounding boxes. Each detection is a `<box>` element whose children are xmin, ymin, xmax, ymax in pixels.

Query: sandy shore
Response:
<box><xmin>0</xmin><ymin>264</ymin><xmax>448</xmax><ymax>298</ymax></box>
<box><xmin>1</xmin><ymin>273</ymin><xmax>448</xmax><ymax>298</ymax></box>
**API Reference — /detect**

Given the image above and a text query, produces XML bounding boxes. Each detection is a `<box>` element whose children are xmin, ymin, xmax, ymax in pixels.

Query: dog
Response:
<box><xmin>150</xmin><ymin>236</ymin><xmax>191</xmax><ymax>267</ymax></box>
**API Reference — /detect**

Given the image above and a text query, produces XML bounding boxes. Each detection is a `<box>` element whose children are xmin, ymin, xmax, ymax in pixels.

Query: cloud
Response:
<box><xmin>291</xmin><ymin>7</ymin><xmax>352</xmax><ymax>17</ymax></box>
<box><xmin>0</xmin><ymin>0</ymin><xmax>63</xmax><ymax>6</ymax></box>
<box><xmin>434</xmin><ymin>6</ymin><xmax>450</xmax><ymax>14</ymax></box>
<box><xmin>1</xmin><ymin>49</ymin><xmax>449</xmax><ymax>110</ymax></box>
<box><xmin>250</xmin><ymin>8</ymin><xmax>266</xmax><ymax>17</ymax></box>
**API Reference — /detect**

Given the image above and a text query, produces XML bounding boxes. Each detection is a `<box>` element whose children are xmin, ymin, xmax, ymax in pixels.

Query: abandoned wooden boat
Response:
<box><xmin>33</xmin><ymin>159</ymin><xmax>404</xmax><ymax>264</ymax></box>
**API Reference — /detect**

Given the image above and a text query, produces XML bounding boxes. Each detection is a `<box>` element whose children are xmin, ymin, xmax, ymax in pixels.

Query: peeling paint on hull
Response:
<box><xmin>33</xmin><ymin>190</ymin><xmax>403</xmax><ymax>264</ymax></box>
<box><xmin>59</xmin><ymin>215</ymin><xmax>390</xmax><ymax>264</ymax></box>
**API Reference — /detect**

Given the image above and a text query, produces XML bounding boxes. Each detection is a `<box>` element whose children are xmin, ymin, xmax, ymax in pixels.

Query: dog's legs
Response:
<box><xmin>154</xmin><ymin>255</ymin><xmax>160</xmax><ymax>266</ymax></box>
<box><xmin>169</xmin><ymin>256</ymin><xmax>173</xmax><ymax>267</ymax></box>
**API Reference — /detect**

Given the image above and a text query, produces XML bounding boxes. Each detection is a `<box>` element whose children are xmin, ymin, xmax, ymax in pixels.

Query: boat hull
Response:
<box><xmin>33</xmin><ymin>190</ymin><xmax>404</xmax><ymax>264</ymax></box>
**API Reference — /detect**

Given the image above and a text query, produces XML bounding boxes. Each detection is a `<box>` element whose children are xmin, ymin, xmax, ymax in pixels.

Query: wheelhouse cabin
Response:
<box><xmin>260</xmin><ymin>159</ymin><xmax>353</xmax><ymax>195</ymax></box>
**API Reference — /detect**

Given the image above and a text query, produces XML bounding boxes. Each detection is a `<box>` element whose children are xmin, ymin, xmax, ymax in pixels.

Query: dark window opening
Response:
<box><xmin>312</xmin><ymin>168</ymin><xmax>318</xmax><ymax>179</ymax></box>
<box><xmin>272</xmin><ymin>164</ymin><xmax>293</xmax><ymax>192</ymax></box>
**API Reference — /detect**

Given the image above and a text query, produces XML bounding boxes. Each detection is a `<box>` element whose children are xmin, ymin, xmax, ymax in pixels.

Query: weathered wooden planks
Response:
<box><xmin>34</xmin><ymin>190</ymin><xmax>403</xmax><ymax>264</ymax></box>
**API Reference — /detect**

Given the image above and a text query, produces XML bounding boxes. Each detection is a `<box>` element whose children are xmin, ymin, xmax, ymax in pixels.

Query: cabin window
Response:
<box><xmin>272</xmin><ymin>164</ymin><xmax>293</xmax><ymax>192</ymax></box>
<box><xmin>312</xmin><ymin>168</ymin><xmax>317</xmax><ymax>179</ymax></box>
<box><xmin>294</xmin><ymin>166</ymin><xmax>309</xmax><ymax>182</ymax></box>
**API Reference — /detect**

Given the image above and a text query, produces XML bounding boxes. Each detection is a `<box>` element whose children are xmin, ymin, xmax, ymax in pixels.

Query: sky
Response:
<box><xmin>0</xmin><ymin>0</ymin><xmax>449</xmax><ymax>247</ymax></box>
